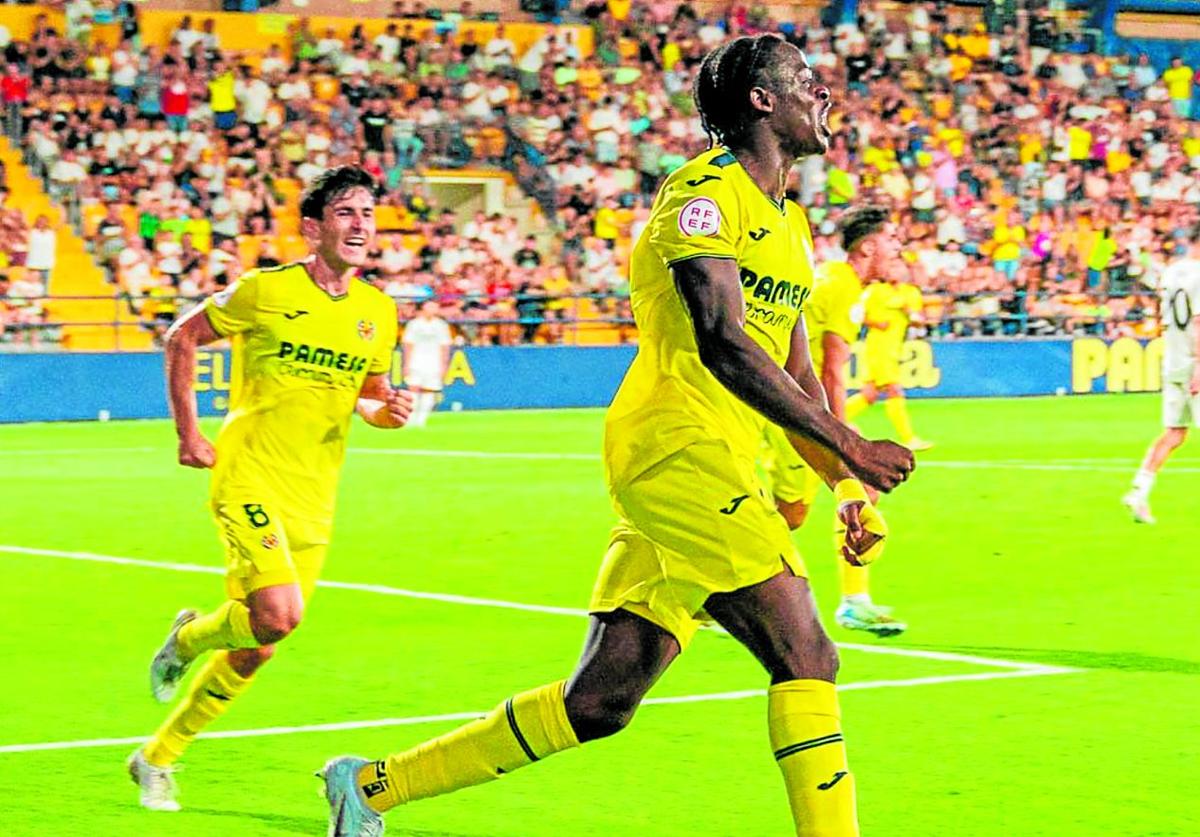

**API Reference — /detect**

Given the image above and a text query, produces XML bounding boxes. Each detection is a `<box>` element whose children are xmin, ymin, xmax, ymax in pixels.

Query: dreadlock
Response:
<box><xmin>839</xmin><ymin>205</ymin><xmax>891</xmax><ymax>253</ymax></box>
<box><xmin>693</xmin><ymin>34</ymin><xmax>789</xmax><ymax>149</ymax></box>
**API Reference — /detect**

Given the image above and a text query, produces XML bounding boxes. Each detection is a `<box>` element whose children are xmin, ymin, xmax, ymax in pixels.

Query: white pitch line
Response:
<box><xmin>0</xmin><ymin>666</ymin><xmax>1074</xmax><ymax>756</ymax></box>
<box><xmin>0</xmin><ymin>545</ymin><xmax>1058</xmax><ymax>674</ymax></box>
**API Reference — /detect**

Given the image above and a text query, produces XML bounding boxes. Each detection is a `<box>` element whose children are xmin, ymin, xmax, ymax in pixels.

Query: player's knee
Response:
<box><xmin>249</xmin><ymin>607</ymin><xmax>302</xmax><ymax>644</ymax></box>
<box><xmin>772</xmin><ymin>634</ymin><xmax>839</xmax><ymax>683</ymax></box>
<box><xmin>563</xmin><ymin>691</ymin><xmax>640</xmax><ymax>742</ymax></box>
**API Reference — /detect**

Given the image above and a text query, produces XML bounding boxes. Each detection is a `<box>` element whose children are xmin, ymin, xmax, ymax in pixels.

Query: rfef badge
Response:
<box><xmin>678</xmin><ymin>197</ymin><xmax>721</xmax><ymax>237</ymax></box>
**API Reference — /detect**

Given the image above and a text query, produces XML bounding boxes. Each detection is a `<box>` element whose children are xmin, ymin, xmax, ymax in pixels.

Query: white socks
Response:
<box><xmin>409</xmin><ymin>391</ymin><xmax>438</xmax><ymax>428</ymax></box>
<box><xmin>1131</xmin><ymin>469</ymin><xmax>1156</xmax><ymax>499</ymax></box>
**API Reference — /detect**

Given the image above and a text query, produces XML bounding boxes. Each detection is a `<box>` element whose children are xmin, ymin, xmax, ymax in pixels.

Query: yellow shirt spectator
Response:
<box><xmin>1019</xmin><ymin>133</ymin><xmax>1044</xmax><ymax>165</ymax></box>
<box><xmin>949</xmin><ymin>53</ymin><xmax>973</xmax><ymax>82</ymax></box>
<box><xmin>993</xmin><ymin>223</ymin><xmax>1026</xmax><ymax>262</ymax></box>
<box><xmin>661</xmin><ymin>41</ymin><xmax>682</xmax><ymax>71</ymax></box>
<box><xmin>607</xmin><ymin>0</ymin><xmax>632</xmax><ymax>21</ymax></box>
<box><xmin>1163</xmin><ymin>63</ymin><xmax>1194</xmax><ymax>100</ymax></box>
<box><xmin>594</xmin><ymin>205</ymin><xmax>619</xmax><ymax>241</ymax></box>
<box><xmin>936</xmin><ymin>126</ymin><xmax>965</xmax><ymax>157</ymax></box>
<box><xmin>1067</xmin><ymin>125</ymin><xmax>1092</xmax><ymax>161</ymax></box>
<box><xmin>208</xmin><ymin>70</ymin><xmax>236</xmax><ymax>113</ymax></box>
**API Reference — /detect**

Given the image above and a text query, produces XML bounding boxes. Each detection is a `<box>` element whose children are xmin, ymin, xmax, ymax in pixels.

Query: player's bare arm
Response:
<box><xmin>673</xmin><ymin>255</ymin><xmax>914</xmax><ymax>491</ymax></box>
<box><xmin>783</xmin><ymin>315</ymin><xmax>882</xmax><ymax>558</ymax></box>
<box><xmin>163</xmin><ymin>306</ymin><xmax>222</xmax><ymax>469</ymax></box>
<box><xmin>820</xmin><ymin>331</ymin><xmax>852</xmax><ymax>421</ymax></box>
<box><xmin>356</xmin><ymin>373</ymin><xmax>414</xmax><ymax>428</ymax></box>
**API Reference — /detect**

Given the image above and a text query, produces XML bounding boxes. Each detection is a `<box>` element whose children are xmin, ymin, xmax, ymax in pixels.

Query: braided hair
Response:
<box><xmin>693</xmin><ymin>34</ymin><xmax>789</xmax><ymax>149</ymax></box>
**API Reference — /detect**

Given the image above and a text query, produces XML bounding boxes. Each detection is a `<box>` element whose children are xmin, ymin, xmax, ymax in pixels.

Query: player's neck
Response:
<box><xmin>307</xmin><ymin>254</ymin><xmax>355</xmax><ymax>297</ymax></box>
<box><xmin>727</xmin><ymin>138</ymin><xmax>791</xmax><ymax>205</ymax></box>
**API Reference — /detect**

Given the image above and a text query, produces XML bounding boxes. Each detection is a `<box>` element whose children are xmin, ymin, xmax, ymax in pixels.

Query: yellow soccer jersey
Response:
<box><xmin>805</xmin><ymin>260</ymin><xmax>863</xmax><ymax>375</ymax></box>
<box><xmin>862</xmin><ymin>281</ymin><xmax>921</xmax><ymax>352</ymax></box>
<box><xmin>604</xmin><ymin>147</ymin><xmax>817</xmax><ymax>489</ymax></box>
<box><xmin>203</xmin><ymin>260</ymin><xmax>398</xmax><ymax>526</ymax></box>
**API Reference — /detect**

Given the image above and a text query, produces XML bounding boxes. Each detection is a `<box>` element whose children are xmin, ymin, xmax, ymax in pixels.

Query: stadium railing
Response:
<box><xmin>0</xmin><ymin>291</ymin><xmax>1159</xmax><ymax>351</ymax></box>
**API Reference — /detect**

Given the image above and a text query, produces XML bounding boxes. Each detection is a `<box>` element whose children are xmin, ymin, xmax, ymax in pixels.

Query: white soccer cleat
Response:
<box><xmin>150</xmin><ymin>608</ymin><xmax>198</xmax><ymax>703</ymax></box>
<box><xmin>127</xmin><ymin>748</ymin><xmax>181</xmax><ymax>812</ymax></box>
<box><xmin>835</xmin><ymin>601</ymin><xmax>908</xmax><ymax>638</ymax></box>
<box><xmin>904</xmin><ymin>437</ymin><xmax>935</xmax><ymax>452</ymax></box>
<box><xmin>1121</xmin><ymin>491</ymin><xmax>1156</xmax><ymax>525</ymax></box>
<box><xmin>319</xmin><ymin>756</ymin><xmax>385</xmax><ymax>837</ymax></box>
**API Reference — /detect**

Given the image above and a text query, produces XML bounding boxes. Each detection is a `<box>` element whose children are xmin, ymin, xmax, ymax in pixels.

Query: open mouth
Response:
<box><xmin>344</xmin><ymin>236</ymin><xmax>366</xmax><ymax>248</ymax></box>
<box><xmin>817</xmin><ymin>104</ymin><xmax>832</xmax><ymax>139</ymax></box>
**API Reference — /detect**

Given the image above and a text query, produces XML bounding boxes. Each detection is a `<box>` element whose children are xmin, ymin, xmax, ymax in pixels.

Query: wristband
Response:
<box><xmin>833</xmin><ymin>479</ymin><xmax>868</xmax><ymax>509</ymax></box>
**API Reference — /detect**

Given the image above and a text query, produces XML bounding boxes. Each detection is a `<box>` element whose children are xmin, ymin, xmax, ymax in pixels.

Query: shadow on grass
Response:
<box><xmin>897</xmin><ymin>644</ymin><xmax>1200</xmax><ymax>675</ymax></box>
<box><xmin>187</xmin><ymin>806</ymin><xmax>490</xmax><ymax>837</ymax></box>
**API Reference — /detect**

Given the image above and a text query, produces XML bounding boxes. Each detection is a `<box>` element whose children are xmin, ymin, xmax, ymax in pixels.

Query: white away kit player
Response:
<box><xmin>403</xmin><ymin>300</ymin><xmax>453</xmax><ymax>428</ymax></box>
<box><xmin>1123</xmin><ymin>246</ymin><xmax>1200</xmax><ymax>523</ymax></box>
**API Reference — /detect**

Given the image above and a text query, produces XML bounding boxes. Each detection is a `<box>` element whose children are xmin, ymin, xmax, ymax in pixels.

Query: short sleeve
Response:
<box><xmin>370</xmin><ymin>297</ymin><xmax>399</xmax><ymax>376</ymax></box>
<box><xmin>204</xmin><ymin>272</ymin><xmax>259</xmax><ymax>337</ymax></box>
<box><xmin>646</xmin><ymin>174</ymin><xmax>741</xmax><ymax>267</ymax></box>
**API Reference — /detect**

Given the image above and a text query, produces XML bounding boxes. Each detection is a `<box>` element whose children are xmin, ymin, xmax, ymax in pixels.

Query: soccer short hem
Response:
<box><xmin>590</xmin><ymin>441</ymin><xmax>808</xmax><ymax>651</ymax></box>
<box><xmin>1161</xmin><ymin>380</ymin><xmax>1200</xmax><ymax>428</ymax></box>
<box><xmin>213</xmin><ymin>502</ymin><xmax>330</xmax><ymax>602</ymax></box>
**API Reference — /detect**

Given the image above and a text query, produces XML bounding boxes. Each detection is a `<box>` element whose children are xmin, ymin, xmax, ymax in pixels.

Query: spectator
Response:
<box><xmin>25</xmin><ymin>215</ymin><xmax>57</xmax><ymax>287</ymax></box>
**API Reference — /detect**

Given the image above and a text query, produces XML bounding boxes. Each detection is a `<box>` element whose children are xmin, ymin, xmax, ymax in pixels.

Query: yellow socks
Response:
<box><xmin>176</xmin><ymin>600</ymin><xmax>259</xmax><ymax>660</ymax></box>
<box><xmin>838</xmin><ymin>560</ymin><xmax>870</xmax><ymax>599</ymax></box>
<box><xmin>769</xmin><ymin>680</ymin><xmax>859</xmax><ymax>837</ymax></box>
<box><xmin>359</xmin><ymin>680</ymin><xmax>580</xmax><ymax>813</ymax></box>
<box><xmin>143</xmin><ymin>652</ymin><xmax>253</xmax><ymax>767</ymax></box>
<box><xmin>883</xmin><ymin>397</ymin><xmax>915</xmax><ymax>444</ymax></box>
<box><xmin>844</xmin><ymin>394</ymin><xmax>869</xmax><ymax>422</ymax></box>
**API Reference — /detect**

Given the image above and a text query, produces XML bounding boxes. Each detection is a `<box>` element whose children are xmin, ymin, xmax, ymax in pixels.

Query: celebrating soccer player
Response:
<box><xmin>1123</xmin><ymin>244</ymin><xmax>1200</xmax><ymax>523</ymax></box>
<box><xmin>127</xmin><ymin>167</ymin><xmax>413</xmax><ymax>811</ymax></box>
<box><xmin>761</xmin><ymin>206</ymin><xmax>909</xmax><ymax>637</ymax></box>
<box><xmin>843</xmin><ymin>256</ymin><xmax>933</xmax><ymax>451</ymax></box>
<box><xmin>318</xmin><ymin>36</ymin><xmax>913</xmax><ymax>837</ymax></box>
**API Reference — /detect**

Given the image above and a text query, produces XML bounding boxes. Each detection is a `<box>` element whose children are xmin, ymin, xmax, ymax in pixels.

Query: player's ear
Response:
<box><xmin>748</xmin><ymin>85</ymin><xmax>774</xmax><ymax>116</ymax></box>
<box><xmin>300</xmin><ymin>214</ymin><xmax>320</xmax><ymax>243</ymax></box>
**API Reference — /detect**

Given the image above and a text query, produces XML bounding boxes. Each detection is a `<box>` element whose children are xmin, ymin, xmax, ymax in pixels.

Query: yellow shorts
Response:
<box><xmin>760</xmin><ymin>424</ymin><xmax>822</xmax><ymax>505</ymax></box>
<box><xmin>212</xmin><ymin>501</ymin><xmax>330</xmax><ymax>602</ymax></box>
<box><xmin>863</xmin><ymin>342</ymin><xmax>900</xmax><ymax>387</ymax></box>
<box><xmin>590</xmin><ymin>441</ymin><xmax>807</xmax><ymax>649</ymax></box>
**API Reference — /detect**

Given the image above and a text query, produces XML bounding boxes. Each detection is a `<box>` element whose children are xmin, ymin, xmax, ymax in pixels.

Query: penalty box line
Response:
<box><xmin>0</xmin><ymin>544</ymin><xmax>1073</xmax><ymax>675</ymax></box>
<box><xmin>0</xmin><ymin>667</ymin><xmax>1073</xmax><ymax>756</ymax></box>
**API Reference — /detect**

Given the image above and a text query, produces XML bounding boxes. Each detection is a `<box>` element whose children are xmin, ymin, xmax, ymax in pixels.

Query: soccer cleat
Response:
<box><xmin>126</xmin><ymin>748</ymin><xmax>181</xmax><ymax>812</ymax></box>
<box><xmin>150</xmin><ymin>608</ymin><xmax>198</xmax><ymax>703</ymax></box>
<box><xmin>835</xmin><ymin>601</ymin><xmax>908</xmax><ymax>638</ymax></box>
<box><xmin>904</xmin><ymin>437</ymin><xmax>935</xmax><ymax>452</ymax></box>
<box><xmin>1121</xmin><ymin>491</ymin><xmax>1156</xmax><ymax>525</ymax></box>
<box><xmin>319</xmin><ymin>756</ymin><xmax>385</xmax><ymax>837</ymax></box>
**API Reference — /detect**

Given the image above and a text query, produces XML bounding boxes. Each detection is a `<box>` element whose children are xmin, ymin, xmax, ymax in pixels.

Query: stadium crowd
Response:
<box><xmin>0</xmin><ymin>0</ymin><xmax>1196</xmax><ymax>345</ymax></box>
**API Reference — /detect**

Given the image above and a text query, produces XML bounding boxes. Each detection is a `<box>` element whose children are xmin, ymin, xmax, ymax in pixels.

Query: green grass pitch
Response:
<box><xmin>0</xmin><ymin>394</ymin><xmax>1196</xmax><ymax>836</ymax></box>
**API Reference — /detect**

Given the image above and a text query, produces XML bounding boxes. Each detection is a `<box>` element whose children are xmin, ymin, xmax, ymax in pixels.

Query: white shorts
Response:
<box><xmin>406</xmin><ymin>365</ymin><xmax>443</xmax><ymax>391</ymax></box>
<box><xmin>1162</xmin><ymin>380</ymin><xmax>1200</xmax><ymax>428</ymax></box>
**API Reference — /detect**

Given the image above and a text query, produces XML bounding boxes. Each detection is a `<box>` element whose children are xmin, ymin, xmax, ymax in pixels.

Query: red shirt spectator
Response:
<box><xmin>1</xmin><ymin>65</ymin><xmax>30</xmax><ymax>104</ymax></box>
<box><xmin>161</xmin><ymin>77</ymin><xmax>190</xmax><ymax>117</ymax></box>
